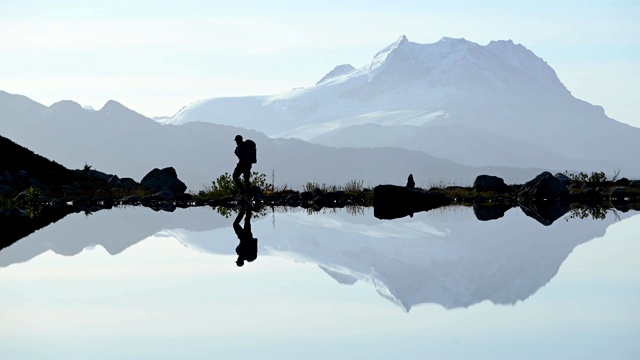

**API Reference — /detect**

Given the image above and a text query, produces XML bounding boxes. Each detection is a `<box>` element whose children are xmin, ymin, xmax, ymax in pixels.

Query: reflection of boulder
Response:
<box><xmin>518</xmin><ymin>201</ymin><xmax>571</xmax><ymax>226</ymax></box>
<box><xmin>373</xmin><ymin>184</ymin><xmax>450</xmax><ymax>219</ymax></box>
<box><xmin>519</xmin><ymin>171</ymin><xmax>569</xmax><ymax>200</ymax></box>
<box><xmin>473</xmin><ymin>203</ymin><xmax>515</xmax><ymax>221</ymax></box>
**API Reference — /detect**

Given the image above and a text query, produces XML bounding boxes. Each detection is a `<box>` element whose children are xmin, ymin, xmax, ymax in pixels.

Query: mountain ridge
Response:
<box><xmin>0</xmin><ymin>90</ymin><xmax>552</xmax><ymax>191</ymax></box>
<box><xmin>162</xmin><ymin>35</ymin><xmax>640</xmax><ymax>176</ymax></box>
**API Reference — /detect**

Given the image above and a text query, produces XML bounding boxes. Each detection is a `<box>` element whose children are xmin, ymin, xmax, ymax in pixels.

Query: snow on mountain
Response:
<box><xmin>166</xmin><ymin>35</ymin><xmax>569</xmax><ymax>130</ymax></box>
<box><xmin>163</xmin><ymin>36</ymin><xmax>640</xmax><ymax>175</ymax></box>
<box><xmin>316</xmin><ymin>64</ymin><xmax>355</xmax><ymax>85</ymax></box>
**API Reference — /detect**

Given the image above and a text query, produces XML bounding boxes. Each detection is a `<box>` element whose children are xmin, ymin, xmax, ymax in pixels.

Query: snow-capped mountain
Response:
<box><xmin>164</xmin><ymin>36</ymin><xmax>640</xmax><ymax>174</ymax></box>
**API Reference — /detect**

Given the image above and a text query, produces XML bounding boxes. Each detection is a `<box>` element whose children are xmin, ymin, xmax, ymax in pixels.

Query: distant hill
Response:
<box><xmin>0</xmin><ymin>134</ymin><xmax>84</xmax><ymax>191</ymax></box>
<box><xmin>163</xmin><ymin>36</ymin><xmax>640</xmax><ymax>175</ymax></box>
<box><xmin>0</xmin><ymin>91</ymin><xmax>549</xmax><ymax>191</ymax></box>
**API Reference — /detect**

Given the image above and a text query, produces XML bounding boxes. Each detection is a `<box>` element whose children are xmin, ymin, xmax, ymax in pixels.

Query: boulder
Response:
<box><xmin>406</xmin><ymin>174</ymin><xmax>415</xmax><ymax>189</ymax></box>
<box><xmin>373</xmin><ymin>184</ymin><xmax>450</xmax><ymax>220</ymax></box>
<box><xmin>518</xmin><ymin>172</ymin><xmax>570</xmax><ymax>200</ymax></box>
<box><xmin>140</xmin><ymin>167</ymin><xmax>187</xmax><ymax>194</ymax></box>
<box><xmin>107</xmin><ymin>175</ymin><xmax>121</xmax><ymax>187</ymax></box>
<box><xmin>615</xmin><ymin>177</ymin><xmax>630</xmax><ymax>186</ymax></box>
<box><xmin>473</xmin><ymin>175</ymin><xmax>511</xmax><ymax>193</ymax></box>
<box><xmin>554</xmin><ymin>173</ymin><xmax>572</xmax><ymax>186</ymax></box>
<box><xmin>119</xmin><ymin>177</ymin><xmax>138</xmax><ymax>190</ymax></box>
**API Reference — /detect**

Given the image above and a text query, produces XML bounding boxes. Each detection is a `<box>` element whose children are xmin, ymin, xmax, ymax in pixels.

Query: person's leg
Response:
<box><xmin>232</xmin><ymin>163</ymin><xmax>245</xmax><ymax>194</ymax></box>
<box><xmin>243</xmin><ymin>165</ymin><xmax>252</xmax><ymax>197</ymax></box>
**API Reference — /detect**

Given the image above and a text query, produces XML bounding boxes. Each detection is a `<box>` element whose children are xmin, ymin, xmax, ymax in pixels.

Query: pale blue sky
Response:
<box><xmin>1</xmin><ymin>0</ymin><xmax>638</xmax><ymax>126</ymax></box>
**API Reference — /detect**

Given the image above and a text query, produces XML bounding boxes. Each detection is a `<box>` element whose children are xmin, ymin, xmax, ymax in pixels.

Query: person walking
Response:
<box><xmin>232</xmin><ymin>135</ymin><xmax>256</xmax><ymax>198</ymax></box>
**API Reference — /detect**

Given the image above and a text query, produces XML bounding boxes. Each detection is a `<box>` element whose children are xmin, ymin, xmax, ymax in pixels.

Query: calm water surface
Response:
<box><xmin>1</xmin><ymin>206</ymin><xmax>639</xmax><ymax>359</ymax></box>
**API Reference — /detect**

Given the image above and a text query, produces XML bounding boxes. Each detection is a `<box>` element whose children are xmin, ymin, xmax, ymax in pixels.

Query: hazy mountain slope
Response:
<box><xmin>164</xmin><ymin>36</ymin><xmax>640</xmax><ymax>175</ymax></box>
<box><xmin>0</xmin><ymin>91</ymin><xmax>546</xmax><ymax>191</ymax></box>
<box><xmin>312</xmin><ymin>122</ymin><xmax>622</xmax><ymax>170</ymax></box>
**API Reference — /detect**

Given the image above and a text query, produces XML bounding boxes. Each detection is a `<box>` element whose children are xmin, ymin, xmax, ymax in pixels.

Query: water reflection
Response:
<box><xmin>1</xmin><ymin>204</ymin><xmax>637</xmax><ymax>312</ymax></box>
<box><xmin>233</xmin><ymin>206</ymin><xmax>258</xmax><ymax>267</ymax></box>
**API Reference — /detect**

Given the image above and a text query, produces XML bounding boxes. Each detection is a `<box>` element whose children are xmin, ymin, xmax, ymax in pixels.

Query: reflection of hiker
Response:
<box><xmin>233</xmin><ymin>207</ymin><xmax>257</xmax><ymax>267</ymax></box>
<box><xmin>233</xmin><ymin>135</ymin><xmax>257</xmax><ymax>197</ymax></box>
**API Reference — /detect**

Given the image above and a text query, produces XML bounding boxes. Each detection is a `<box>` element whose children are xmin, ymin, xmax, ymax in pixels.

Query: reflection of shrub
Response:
<box><xmin>566</xmin><ymin>205</ymin><xmax>614</xmax><ymax>221</ymax></box>
<box><xmin>23</xmin><ymin>186</ymin><xmax>42</xmax><ymax>218</ymax></box>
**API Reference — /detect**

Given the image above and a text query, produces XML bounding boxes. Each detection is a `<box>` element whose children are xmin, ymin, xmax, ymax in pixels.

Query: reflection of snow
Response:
<box><xmin>1</xmin><ymin>206</ymin><xmax>629</xmax><ymax>312</ymax></box>
<box><xmin>179</xmin><ymin>207</ymin><xmax>628</xmax><ymax>311</ymax></box>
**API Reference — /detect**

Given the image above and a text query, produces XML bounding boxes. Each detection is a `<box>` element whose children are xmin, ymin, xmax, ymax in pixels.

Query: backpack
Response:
<box><xmin>241</xmin><ymin>139</ymin><xmax>257</xmax><ymax>164</ymax></box>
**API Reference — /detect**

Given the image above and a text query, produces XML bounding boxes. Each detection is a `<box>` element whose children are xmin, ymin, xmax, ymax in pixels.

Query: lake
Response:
<box><xmin>1</xmin><ymin>205</ymin><xmax>639</xmax><ymax>359</ymax></box>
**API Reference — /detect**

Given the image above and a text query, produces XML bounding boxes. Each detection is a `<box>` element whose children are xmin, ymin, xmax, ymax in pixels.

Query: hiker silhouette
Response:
<box><xmin>233</xmin><ymin>206</ymin><xmax>258</xmax><ymax>267</ymax></box>
<box><xmin>233</xmin><ymin>135</ymin><xmax>257</xmax><ymax>196</ymax></box>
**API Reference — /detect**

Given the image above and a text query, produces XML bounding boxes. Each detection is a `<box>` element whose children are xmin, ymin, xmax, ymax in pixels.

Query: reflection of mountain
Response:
<box><xmin>183</xmin><ymin>207</ymin><xmax>634</xmax><ymax>311</ymax></box>
<box><xmin>1</xmin><ymin>206</ymin><xmax>635</xmax><ymax>311</ymax></box>
<box><xmin>0</xmin><ymin>207</ymin><xmax>226</xmax><ymax>267</ymax></box>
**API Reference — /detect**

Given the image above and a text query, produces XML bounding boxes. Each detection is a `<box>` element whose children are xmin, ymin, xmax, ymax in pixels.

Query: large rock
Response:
<box><xmin>518</xmin><ymin>172</ymin><xmax>570</xmax><ymax>200</ymax></box>
<box><xmin>553</xmin><ymin>172</ymin><xmax>572</xmax><ymax>186</ymax></box>
<box><xmin>140</xmin><ymin>167</ymin><xmax>187</xmax><ymax>194</ymax></box>
<box><xmin>373</xmin><ymin>184</ymin><xmax>450</xmax><ymax>220</ymax></box>
<box><xmin>473</xmin><ymin>175</ymin><xmax>511</xmax><ymax>193</ymax></box>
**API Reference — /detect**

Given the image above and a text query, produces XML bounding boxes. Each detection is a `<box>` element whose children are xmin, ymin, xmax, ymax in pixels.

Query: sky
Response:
<box><xmin>1</xmin><ymin>0</ymin><xmax>639</xmax><ymax>127</ymax></box>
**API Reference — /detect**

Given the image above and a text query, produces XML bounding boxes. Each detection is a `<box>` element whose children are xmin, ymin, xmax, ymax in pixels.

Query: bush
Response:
<box><xmin>564</xmin><ymin>171</ymin><xmax>608</xmax><ymax>184</ymax></box>
<box><xmin>302</xmin><ymin>179</ymin><xmax>364</xmax><ymax>193</ymax></box>
<box><xmin>201</xmin><ymin>172</ymin><xmax>269</xmax><ymax>198</ymax></box>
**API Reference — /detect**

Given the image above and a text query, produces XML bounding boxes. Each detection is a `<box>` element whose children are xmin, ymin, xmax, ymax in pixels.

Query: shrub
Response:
<box><xmin>202</xmin><ymin>171</ymin><xmax>269</xmax><ymax>198</ymax></box>
<box><xmin>564</xmin><ymin>171</ymin><xmax>608</xmax><ymax>184</ymax></box>
<box><xmin>303</xmin><ymin>179</ymin><xmax>364</xmax><ymax>193</ymax></box>
<box><xmin>343</xmin><ymin>179</ymin><xmax>364</xmax><ymax>194</ymax></box>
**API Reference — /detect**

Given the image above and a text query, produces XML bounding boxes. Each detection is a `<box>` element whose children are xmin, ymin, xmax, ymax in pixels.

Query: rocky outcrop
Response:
<box><xmin>473</xmin><ymin>175</ymin><xmax>512</xmax><ymax>193</ymax></box>
<box><xmin>140</xmin><ymin>167</ymin><xmax>187</xmax><ymax>194</ymax></box>
<box><xmin>518</xmin><ymin>172</ymin><xmax>570</xmax><ymax>201</ymax></box>
<box><xmin>406</xmin><ymin>174</ymin><xmax>415</xmax><ymax>189</ymax></box>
